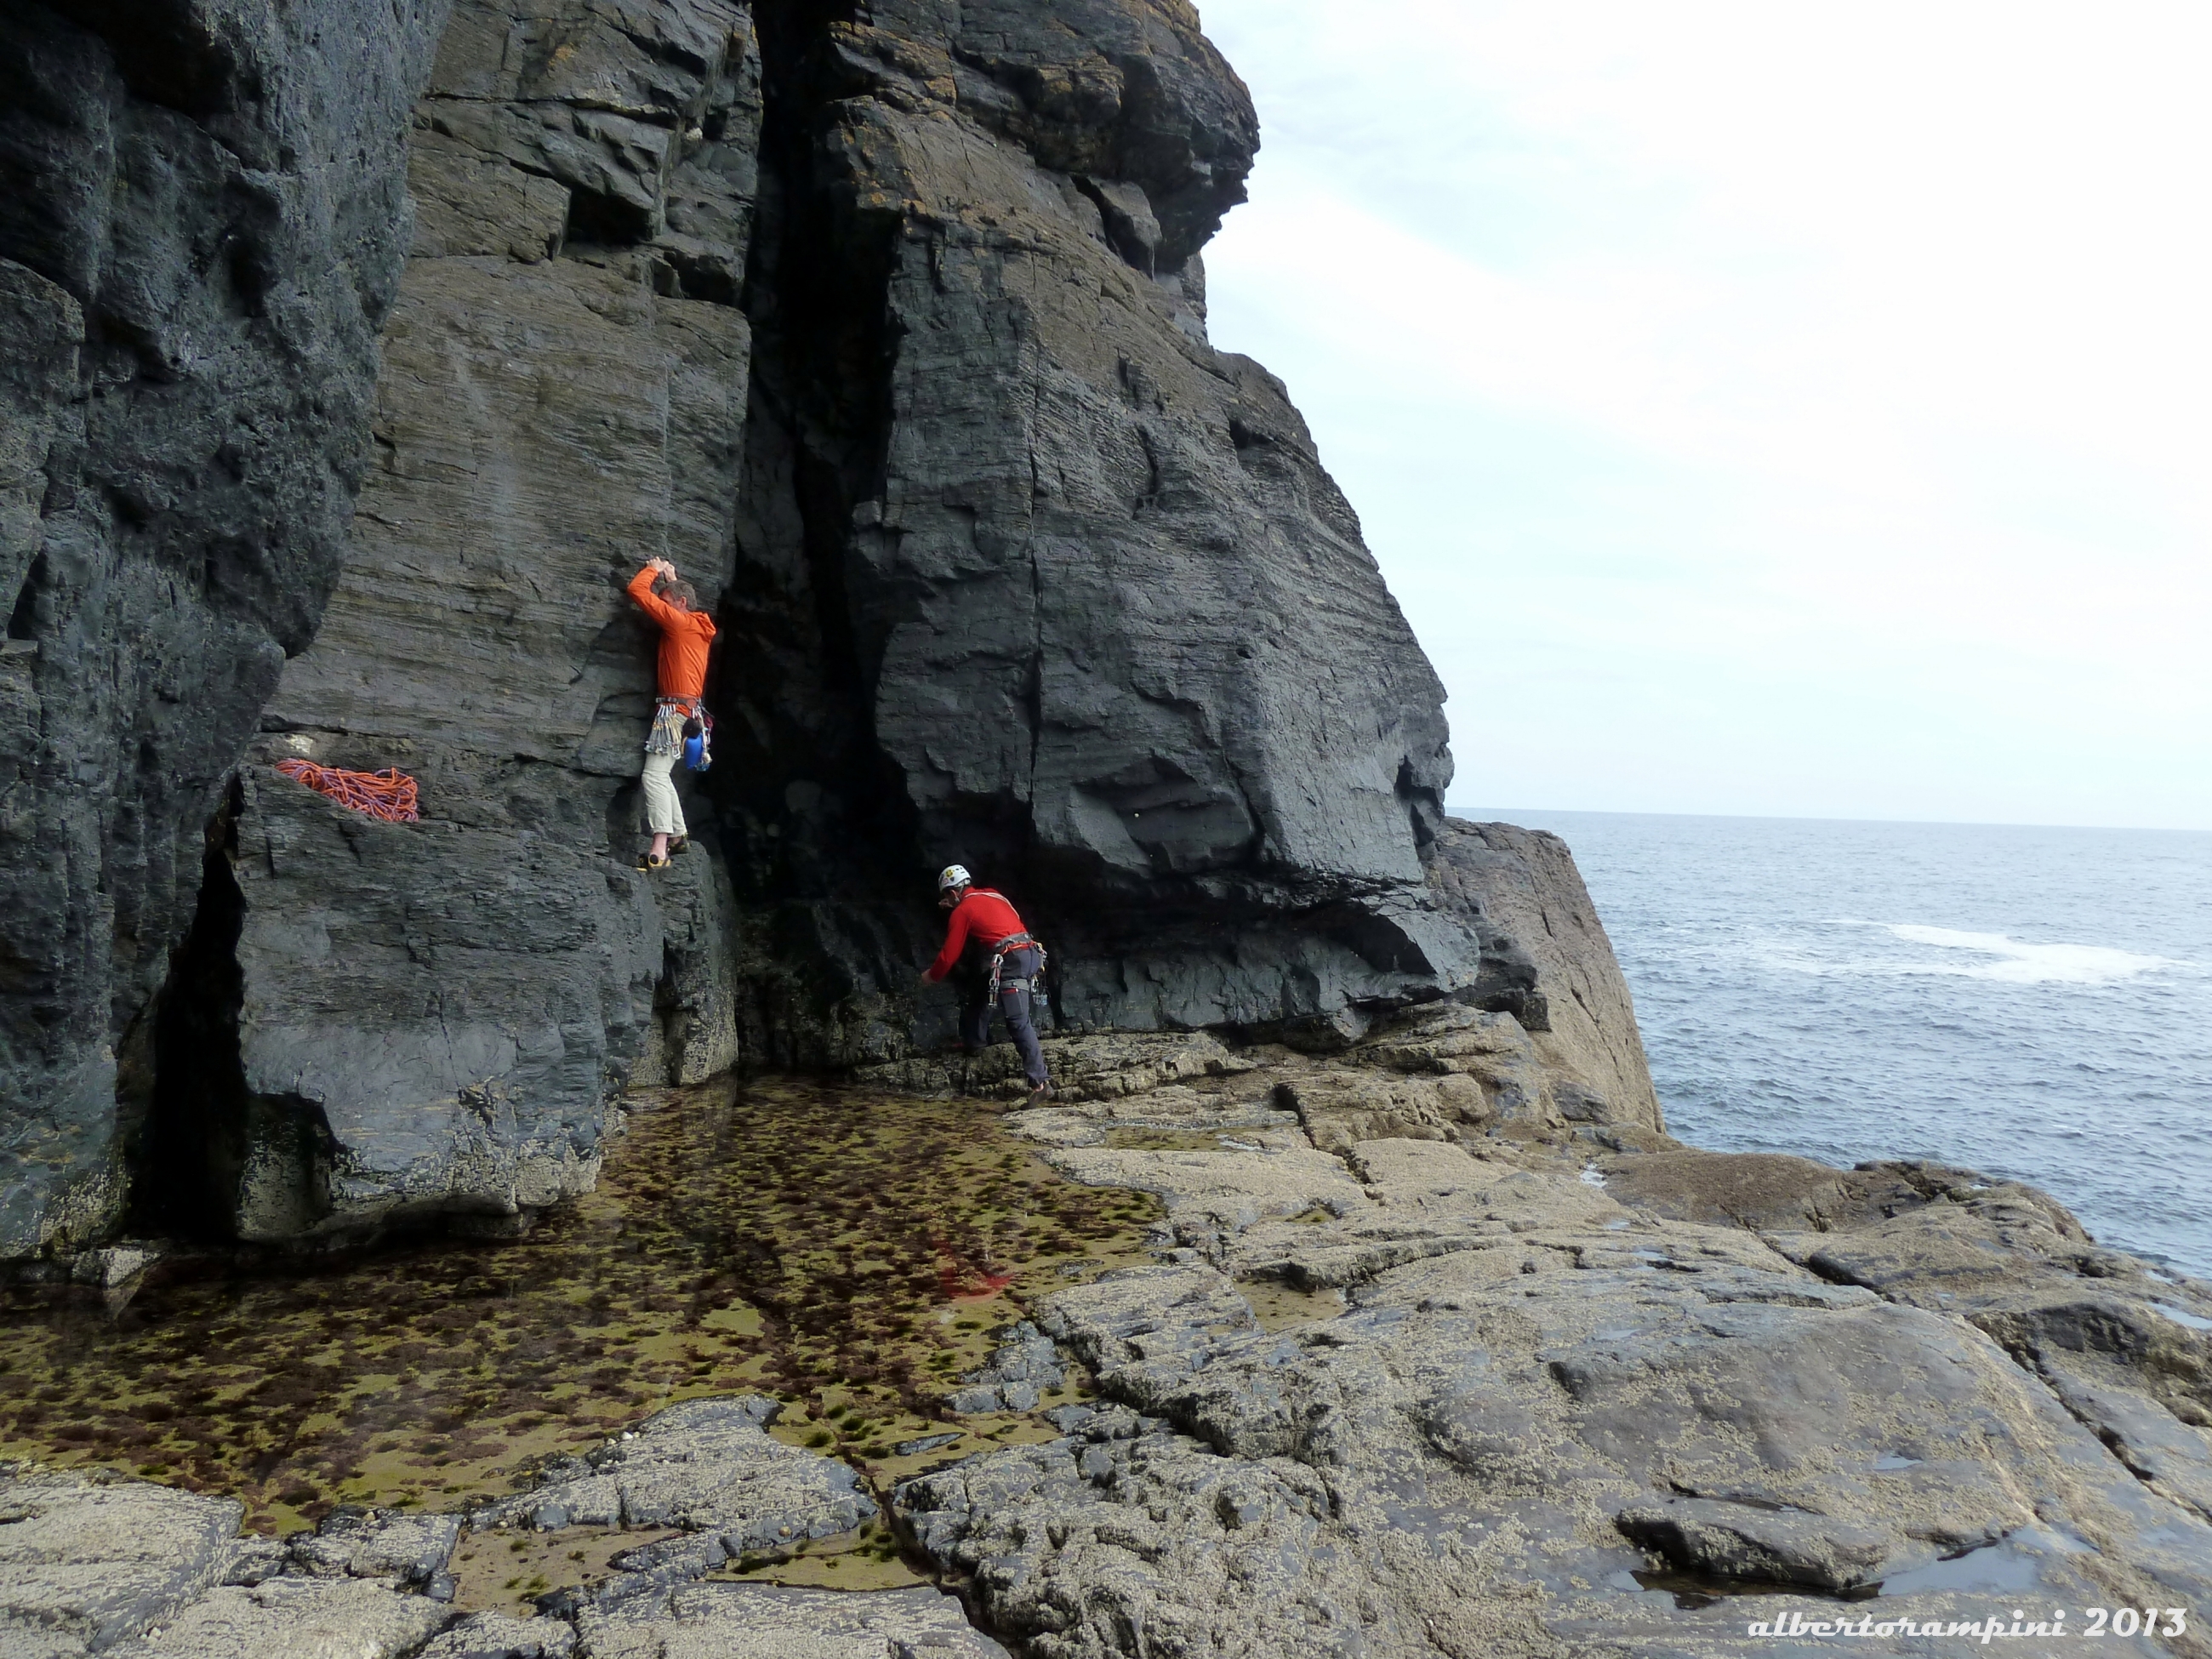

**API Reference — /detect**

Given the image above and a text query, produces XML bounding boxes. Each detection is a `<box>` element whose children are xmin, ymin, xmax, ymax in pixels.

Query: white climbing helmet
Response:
<box><xmin>937</xmin><ymin>864</ymin><xmax>972</xmax><ymax>893</ymax></box>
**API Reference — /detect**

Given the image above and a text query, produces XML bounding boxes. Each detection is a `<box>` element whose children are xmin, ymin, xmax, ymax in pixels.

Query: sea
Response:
<box><xmin>1458</xmin><ymin>810</ymin><xmax>2212</xmax><ymax>1280</ymax></box>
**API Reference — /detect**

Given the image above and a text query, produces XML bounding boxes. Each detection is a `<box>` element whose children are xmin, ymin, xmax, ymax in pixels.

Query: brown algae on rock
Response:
<box><xmin>0</xmin><ymin>1075</ymin><xmax>1162</xmax><ymax>1536</ymax></box>
<box><xmin>445</xmin><ymin>1514</ymin><xmax>934</xmax><ymax>1615</ymax></box>
<box><xmin>448</xmin><ymin>1523</ymin><xmax>675</xmax><ymax>1614</ymax></box>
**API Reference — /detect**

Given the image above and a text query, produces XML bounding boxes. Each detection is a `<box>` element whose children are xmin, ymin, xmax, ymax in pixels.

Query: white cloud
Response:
<box><xmin>1195</xmin><ymin>0</ymin><xmax>2212</xmax><ymax>827</ymax></box>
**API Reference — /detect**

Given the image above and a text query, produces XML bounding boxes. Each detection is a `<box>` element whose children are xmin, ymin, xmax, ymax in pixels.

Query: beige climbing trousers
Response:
<box><xmin>641</xmin><ymin>753</ymin><xmax>687</xmax><ymax>838</ymax></box>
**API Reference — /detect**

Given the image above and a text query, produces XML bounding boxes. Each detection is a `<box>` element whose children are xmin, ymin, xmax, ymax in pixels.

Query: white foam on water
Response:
<box><xmin>1759</xmin><ymin>921</ymin><xmax>2186</xmax><ymax>986</ymax></box>
<box><xmin>1882</xmin><ymin>924</ymin><xmax>2176</xmax><ymax>983</ymax></box>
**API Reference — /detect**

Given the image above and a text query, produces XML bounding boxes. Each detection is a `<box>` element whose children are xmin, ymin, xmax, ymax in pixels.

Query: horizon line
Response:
<box><xmin>1447</xmin><ymin>805</ymin><xmax>2212</xmax><ymax>836</ymax></box>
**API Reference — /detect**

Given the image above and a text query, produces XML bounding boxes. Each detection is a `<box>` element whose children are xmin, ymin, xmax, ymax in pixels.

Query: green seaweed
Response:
<box><xmin>0</xmin><ymin>1076</ymin><xmax>1161</xmax><ymax>1534</ymax></box>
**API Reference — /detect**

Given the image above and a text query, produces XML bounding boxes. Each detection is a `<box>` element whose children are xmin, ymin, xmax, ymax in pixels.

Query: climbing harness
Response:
<box><xmin>988</xmin><ymin>932</ymin><xmax>1048</xmax><ymax>1005</ymax></box>
<box><xmin>274</xmin><ymin>759</ymin><xmax>420</xmax><ymax>823</ymax></box>
<box><xmin>653</xmin><ymin>695</ymin><xmax>713</xmax><ymax>770</ymax></box>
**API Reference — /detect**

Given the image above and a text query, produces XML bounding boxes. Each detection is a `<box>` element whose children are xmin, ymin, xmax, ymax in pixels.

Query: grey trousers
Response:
<box><xmin>960</xmin><ymin>945</ymin><xmax>1048</xmax><ymax>1088</ymax></box>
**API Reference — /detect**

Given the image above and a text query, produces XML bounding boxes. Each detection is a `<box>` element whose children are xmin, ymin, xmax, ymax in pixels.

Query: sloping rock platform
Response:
<box><xmin>891</xmin><ymin>1032</ymin><xmax>2212</xmax><ymax>1658</ymax></box>
<box><xmin>8</xmin><ymin>1026</ymin><xmax>2209</xmax><ymax>1656</ymax></box>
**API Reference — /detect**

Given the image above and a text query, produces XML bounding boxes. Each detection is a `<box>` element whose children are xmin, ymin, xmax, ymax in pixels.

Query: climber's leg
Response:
<box><xmin>641</xmin><ymin>752</ymin><xmax>685</xmax><ymax>864</ymax></box>
<box><xmin>995</xmin><ymin>946</ymin><xmax>1050</xmax><ymax>1090</ymax></box>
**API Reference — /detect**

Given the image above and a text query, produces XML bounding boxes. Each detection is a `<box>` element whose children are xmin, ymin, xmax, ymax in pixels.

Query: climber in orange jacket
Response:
<box><xmin>923</xmin><ymin>864</ymin><xmax>1052</xmax><ymax>1100</ymax></box>
<box><xmin>627</xmin><ymin>558</ymin><xmax>716</xmax><ymax>870</ymax></box>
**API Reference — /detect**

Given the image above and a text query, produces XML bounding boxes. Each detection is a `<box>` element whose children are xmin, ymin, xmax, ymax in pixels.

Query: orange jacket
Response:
<box><xmin>925</xmin><ymin>888</ymin><xmax>1029</xmax><ymax>982</ymax></box>
<box><xmin>628</xmin><ymin>566</ymin><xmax>717</xmax><ymax>699</ymax></box>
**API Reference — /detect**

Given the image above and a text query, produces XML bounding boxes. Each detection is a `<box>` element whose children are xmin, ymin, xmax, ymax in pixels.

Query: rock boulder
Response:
<box><xmin>1424</xmin><ymin>818</ymin><xmax>1662</xmax><ymax>1131</ymax></box>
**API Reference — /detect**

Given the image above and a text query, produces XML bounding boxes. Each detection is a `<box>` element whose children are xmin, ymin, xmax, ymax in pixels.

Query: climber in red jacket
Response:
<box><xmin>923</xmin><ymin>864</ymin><xmax>1051</xmax><ymax>1099</ymax></box>
<box><xmin>627</xmin><ymin>557</ymin><xmax>717</xmax><ymax>870</ymax></box>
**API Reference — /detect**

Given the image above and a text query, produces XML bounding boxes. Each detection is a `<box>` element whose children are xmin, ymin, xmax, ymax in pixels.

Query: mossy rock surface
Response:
<box><xmin>0</xmin><ymin>1075</ymin><xmax>1161</xmax><ymax>1536</ymax></box>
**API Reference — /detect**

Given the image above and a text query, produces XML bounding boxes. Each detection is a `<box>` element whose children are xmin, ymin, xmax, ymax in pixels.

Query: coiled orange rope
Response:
<box><xmin>274</xmin><ymin>758</ymin><xmax>420</xmax><ymax>823</ymax></box>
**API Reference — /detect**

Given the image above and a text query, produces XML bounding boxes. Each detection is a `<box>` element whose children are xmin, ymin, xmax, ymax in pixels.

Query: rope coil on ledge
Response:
<box><xmin>274</xmin><ymin>758</ymin><xmax>420</xmax><ymax>823</ymax></box>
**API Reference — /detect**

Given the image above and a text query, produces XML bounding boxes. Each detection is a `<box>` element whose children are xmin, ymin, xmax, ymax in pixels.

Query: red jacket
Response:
<box><xmin>628</xmin><ymin>566</ymin><xmax>717</xmax><ymax>699</ymax></box>
<box><xmin>926</xmin><ymin>888</ymin><xmax>1029</xmax><ymax>982</ymax></box>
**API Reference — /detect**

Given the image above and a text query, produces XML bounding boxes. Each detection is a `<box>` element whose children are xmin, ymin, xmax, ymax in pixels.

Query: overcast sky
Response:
<box><xmin>1194</xmin><ymin>1</ymin><xmax>2212</xmax><ymax>830</ymax></box>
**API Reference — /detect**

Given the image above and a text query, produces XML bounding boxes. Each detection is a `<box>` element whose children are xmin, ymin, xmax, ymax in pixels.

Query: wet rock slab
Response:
<box><xmin>579</xmin><ymin>1583</ymin><xmax>1008</xmax><ymax>1658</ymax></box>
<box><xmin>9</xmin><ymin>1019</ymin><xmax>2212</xmax><ymax>1658</ymax></box>
<box><xmin>472</xmin><ymin>1396</ymin><xmax>875</xmax><ymax>1550</ymax></box>
<box><xmin>0</xmin><ymin>1072</ymin><xmax>1158</xmax><ymax>1534</ymax></box>
<box><xmin>0</xmin><ymin>1472</ymin><xmax>242</xmax><ymax>1653</ymax></box>
<box><xmin>890</xmin><ymin>1028</ymin><xmax>2212</xmax><ymax>1659</ymax></box>
<box><xmin>105</xmin><ymin>1578</ymin><xmax>448</xmax><ymax>1659</ymax></box>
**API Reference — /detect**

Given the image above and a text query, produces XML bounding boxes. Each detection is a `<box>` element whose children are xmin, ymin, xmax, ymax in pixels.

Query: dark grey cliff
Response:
<box><xmin>2</xmin><ymin>0</ymin><xmax>1611</xmax><ymax>1253</ymax></box>
<box><xmin>190</xmin><ymin>0</ymin><xmax>767</xmax><ymax>1240</ymax></box>
<box><xmin>723</xmin><ymin>0</ymin><xmax>1474</xmax><ymax>1051</ymax></box>
<box><xmin>0</xmin><ymin>0</ymin><xmax>450</xmax><ymax>1257</ymax></box>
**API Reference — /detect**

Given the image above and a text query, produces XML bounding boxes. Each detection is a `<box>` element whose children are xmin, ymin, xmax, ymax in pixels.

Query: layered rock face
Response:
<box><xmin>0</xmin><ymin>0</ymin><xmax>450</xmax><ymax>1257</ymax></box>
<box><xmin>56</xmin><ymin>0</ymin><xmax>1558</xmax><ymax>1246</ymax></box>
<box><xmin>1424</xmin><ymin>818</ymin><xmax>1662</xmax><ymax>1130</ymax></box>
<box><xmin>166</xmin><ymin>0</ymin><xmax>767</xmax><ymax>1240</ymax></box>
<box><xmin>725</xmin><ymin>0</ymin><xmax>1474</xmax><ymax>1045</ymax></box>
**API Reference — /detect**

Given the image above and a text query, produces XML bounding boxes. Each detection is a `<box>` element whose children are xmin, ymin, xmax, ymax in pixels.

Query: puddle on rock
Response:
<box><xmin>1100</xmin><ymin>1129</ymin><xmax>1234</xmax><ymax>1151</ymax></box>
<box><xmin>451</xmin><ymin>1516</ymin><xmax>926</xmax><ymax>1616</ymax></box>
<box><xmin>0</xmin><ymin>1075</ymin><xmax>1163</xmax><ymax>1534</ymax></box>
<box><xmin>1626</xmin><ymin>1568</ymin><xmax>1878</xmax><ymax>1610</ymax></box>
<box><xmin>1239</xmin><ymin>1276</ymin><xmax>1348</xmax><ymax>1332</ymax></box>
<box><xmin>1874</xmin><ymin>1525</ymin><xmax>2091</xmax><ymax>1597</ymax></box>
<box><xmin>2150</xmin><ymin>1302</ymin><xmax>2212</xmax><ymax>1331</ymax></box>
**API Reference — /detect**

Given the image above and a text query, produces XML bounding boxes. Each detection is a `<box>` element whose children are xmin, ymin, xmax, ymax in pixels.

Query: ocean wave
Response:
<box><xmin>1764</xmin><ymin>922</ymin><xmax>2188</xmax><ymax>986</ymax></box>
